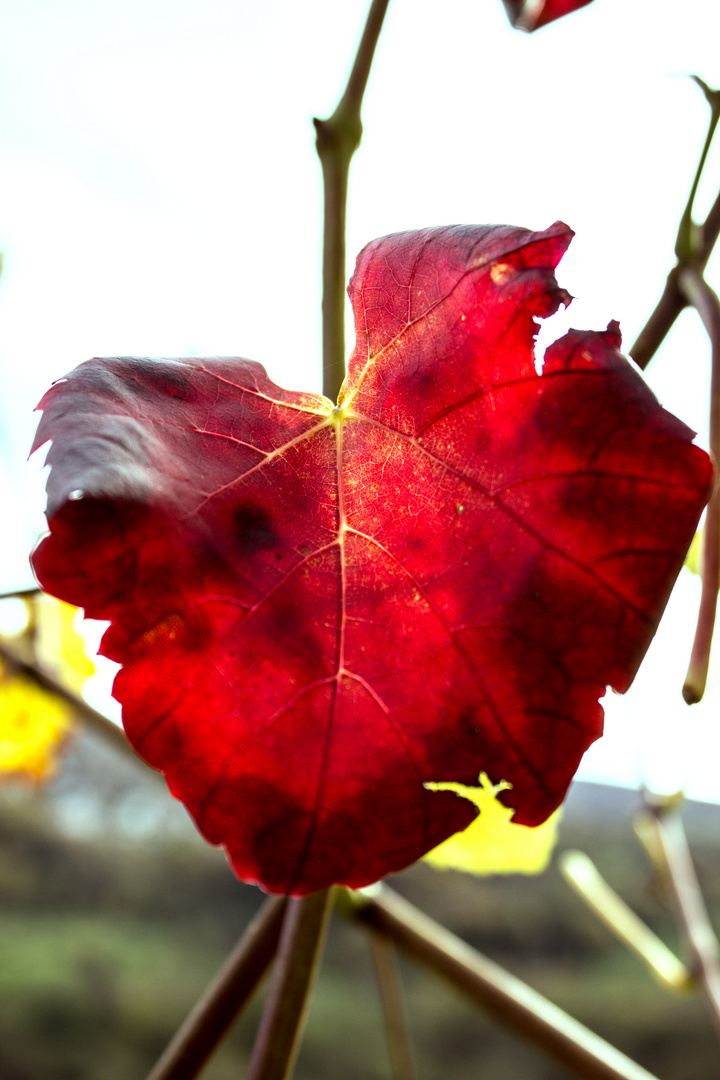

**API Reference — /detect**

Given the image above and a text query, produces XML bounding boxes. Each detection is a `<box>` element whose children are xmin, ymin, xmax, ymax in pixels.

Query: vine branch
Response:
<box><xmin>677</xmin><ymin>267</ymin><xmax>720</xmax><ymax>704</ymax></box>
<box><xmin>636</xmin><ymin>799</ymin><xmax>720</xmax><ymax>1041</ymax></box>
<box><xmin>145</xmin><ymin>897</ymin><xmax>287</xmax><ymax>1080</ymax></box>
<box><xmin>368</xmin><ymin>931</ymin><xmax>416</xmax><ymax>1080</ymax></box>
<box><xmin>346</xmin><ymin>886</ymin><xmax>661</xmax><ymax>1080</ymax></box>
<box><xmin>247</xmin><ymin>888</ymin><xmax>334</xmax><ymax>1080</ymax></box>
<box><xmin>314</xmin><ymin>0</ymin><xmax>391</xmax><ymax>402</ymax></box>
<box><xmin>630</xmin><ymin>78</ymin><xmax>720</xmax><ymax>371</ymax></box>
<box><xmin>0</xmin><ymin>586</ymin><xmax>42</xmax><ymax>600</ymax></box>
<box><xmin>560</xmin><ymin>850</ymin><xmax>691</xmax><ymax>992</ymax></box>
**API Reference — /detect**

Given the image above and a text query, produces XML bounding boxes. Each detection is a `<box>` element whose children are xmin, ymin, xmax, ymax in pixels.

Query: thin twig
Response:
<box><xmin>247</xmin><ymin>888</ymin><xmax>334</xmax><ymax>1080</ymax></box>
<box><xmin>559</xmin><ymin>850</ymin><xmax>691</xmax><ymax>992</ymax></box>
<box><xmin>636</xmin><ymin>801</ymin><xmax>720</xmax><ymax>1042</ymax></box>
<box><xmin>346</xmin><ymin>885</ymin><xmax>661</xmax><ymax>1080</ymax></box>
<box><xmin>0</xmin><ymin>586</ymin><xmax>42</xmax><ymax>601</ymax></box>
<box><xmin>0</xmin><ymin>637</ymin><xmax>140</xmax><ymax>763</ymax></box>
<box><xmin>630</xmin><ymin>81</ymin><xmax>720</xmax><ymax>371</ymax></box>
<box><xmin>674</xmin><ymin>78</ymin><xmax>720</xmax><ymax>265</ymax></box>
<box><xmin>368</xmin><ymin>931</ymin><xmax>416</xmax><ymax>1080</ymax></box>
<box><xmin>145</xmin><ymin>897</ymin><xmax>287</xmax><ymax>1080</ymax></box>
<box><xmin>701</xmin><ymin>183</ymin><xmax>720</xmax><ymax>262</ymax></box>
<box><xmin>314</xmin><ymin>0</ymin><xmax>391</xmax><ymax>402</ymax></box>
<box><xmin>629</xmin><ymin>267</ymin><xmax>686</xmax><ymax>372</ymax></box>
<box><xmin>677</xmin><ymin>267</ymin><xmax>720</xmax><ymax>704</ymax></box>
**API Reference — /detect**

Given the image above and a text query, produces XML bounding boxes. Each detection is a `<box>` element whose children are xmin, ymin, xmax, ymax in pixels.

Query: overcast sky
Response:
<box><xmin>1</xmin><ymin>0</ymin><xmax>719</xmax><ymax>800</ymax></box>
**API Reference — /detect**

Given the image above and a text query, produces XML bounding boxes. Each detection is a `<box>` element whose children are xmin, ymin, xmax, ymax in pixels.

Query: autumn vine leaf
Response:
<box><xmin>502</xmin><ymin>0</ymin><xmax>595</xmax><ymax>31</ymax></box>
<box><xmin>31</xmin><ymin>222</ymin><xmax>713</xmax><ymax>895</ymax></box>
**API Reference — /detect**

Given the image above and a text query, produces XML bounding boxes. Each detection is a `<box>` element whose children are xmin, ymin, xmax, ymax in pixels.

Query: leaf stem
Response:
<box><xmin>144</xmin><ymin>897</ymin><xmax>287</xmax><ymax>1080</ymax></box>
<box><xmin>0</xmin><ymin>637</ymin><xmax>140</xmax><ymax>763</ymax></box>
<box><xmin>247</xmin><ymin>888</ymin><xmax>333</xmax><ymax>1080</ymax></box>
<box><xmin>314</xmin><ymin>0</ymin><xmax>391</xmax><ymax>402</ymax></box>
<box><xmin>347</xmin><ymin>885</ymin><xmax>661</xmax><ymax>1080</ymax></box>
<box><xmin>677</xmin><ymin>267</ymin><xmax>720</xmax><ymax>704</ymax></box>
<box><xmin>559</xmin><ymin>850</ymin><xmax>691</xmax><ymax>992</ymax></box>
<box><xmin>368</xmin><ymin>931</ymin><xmax>416</xmax><ymax>1080</ymax></box>
<box><xmin>636</xmin><ymin>799</ymin><xmax>720</xmax><ymax>1041</ymax></box>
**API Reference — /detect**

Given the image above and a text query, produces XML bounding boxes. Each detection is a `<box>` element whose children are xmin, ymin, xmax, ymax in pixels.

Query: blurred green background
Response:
<box><xmin>1</xmin><ymin>729</ymin><xmax>719</xmax><ymax>1080</ymax></box>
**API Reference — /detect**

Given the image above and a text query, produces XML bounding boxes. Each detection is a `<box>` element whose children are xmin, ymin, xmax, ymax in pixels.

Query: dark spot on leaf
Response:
<box><xmin>233</xmin><ymin>502</ymin><xmax>278</xmax><ymax>553</ymax></box>
<box><xmin>155</xmin><ymin>364</ymin><xmax>194</xmax><ymax>400</ymax></box>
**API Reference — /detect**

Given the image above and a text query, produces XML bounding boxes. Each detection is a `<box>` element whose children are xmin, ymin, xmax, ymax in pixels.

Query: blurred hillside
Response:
<box><xmin>1</xmin><ymin>729</ymin><xmax>719</xmax><ymax>1079</ymax></box>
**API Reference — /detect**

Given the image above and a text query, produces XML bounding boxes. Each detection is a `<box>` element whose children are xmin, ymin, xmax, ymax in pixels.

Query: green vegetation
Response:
<box><xmin>1</xmin><ymin>751</ymin><xmax>720</xmax><ymax>1078</ymax></box>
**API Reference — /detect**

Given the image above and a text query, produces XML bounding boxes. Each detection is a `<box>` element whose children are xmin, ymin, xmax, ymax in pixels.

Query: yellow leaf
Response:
<box><xmin>0</xmin><ymin>673</ymin><xmax>74</xmax><ymax>781</ymax></box>
<box><xmin>34</xmin><ymin>595</ymin><xmax>95</xmax><ymax>688</ymax></box>
<box><xmin>684</xmin><ymin>529</ymin><xmax>701</xmax><ymax>576</ymax></box>
<box><xmin>0</xmin><ymin>594</ymin><xmax>94</xmax><ymax>782</ymax></box>
<box><xmin>423</xmin><ymin>772</ymin><xmax>561</xmax><ymax>876</ymax></box>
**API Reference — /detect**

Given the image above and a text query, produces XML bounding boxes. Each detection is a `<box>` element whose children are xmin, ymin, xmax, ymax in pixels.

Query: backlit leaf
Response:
<box><xmin>424</xmin><ymin>773</ymin><xmax>560</xmax><ymax>875</ymax></box>
<box><xmin>503</xmin><ymin>0</ymin><xmax>595</xmax><ymax>31</ymax></box>
<box><xmin>31</xmin><ymin>223</ymin><xmax>714</xmax><ymax>894</ymax></box>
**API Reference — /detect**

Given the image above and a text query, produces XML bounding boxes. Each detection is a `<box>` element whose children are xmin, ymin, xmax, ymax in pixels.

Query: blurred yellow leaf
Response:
<box><xmin>423</xmin><ymin>772</ymin><xmax>560</xmax><ymax>876</ymax></box>
<box><xmin>0</xmin><ymin>595</ymin><xmax>94</xmax><ymax>781</ymax></box>
<box><xmin>34</xmin><ymin>595</ymin><xmax>95</xmax><ymax>688</ymax></box>
<box><xmin>0</xmin><ymin>674</ymin><xmax>73</xmax><ymax>780</ymax></box>
<box><xmin>684</xmin><ymin>529</ymin><xmax>701</xmax><ymax>576</ymax></box>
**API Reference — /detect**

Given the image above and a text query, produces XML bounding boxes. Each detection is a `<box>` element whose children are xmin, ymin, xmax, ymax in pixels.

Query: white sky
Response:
<box><xmin>0</xmin><ymin>0</ymin><xmax>719</xmax><ymax>800</ymax></box>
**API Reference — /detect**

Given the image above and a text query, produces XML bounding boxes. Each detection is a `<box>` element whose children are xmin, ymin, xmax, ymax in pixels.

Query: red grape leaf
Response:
<box><xmin>31</xmin><ymin>222</ymin><xmax>713</xmax><ymax>895</ymax></box>
<box><xmin>503</xmin><ymin>0</ymin><xmax>594</xmax><ymax>30</ymax></box>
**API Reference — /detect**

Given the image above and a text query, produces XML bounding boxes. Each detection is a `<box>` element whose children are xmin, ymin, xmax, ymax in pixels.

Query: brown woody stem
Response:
<box><xmin>678</xmin><ymin>268</ymin><xmax>720</xmax><ymax>704</ymax></box>
<box><xmin>368</xmin><ymin>931</ymin><xmax>416</xmax><ymax>1080</ymax></box>
<box><xmin>701</xmin><ymin>182</ymin><xmax>720</xmax><ymax>262</ymax></box>
<box><xmin>347</xmin><ymin>886</ymin><xmax>661</xmax><ymax>1080</ymax></box>
<box><xmin>246</xmin><ymin>888</ymin><xmax>334</xmax><ymax>1080</ymax></box>
<box><xmin>315</xmin><ymin>0</ymin><xmax>391</xmax><ymax>402</ymax></box>
<box><xmin>145</xmin><ymin>897</ymin><xmax>288</xmax><ymax>1080</ymax></box>
<box><xmin>629</xmin><ymin>267</ymin><xmax>686</xmax><ymax>371</ymax></box>
<box><xmin>637</xmin><ymin>800</ymin><xmax>720</xmax><ymax>1041</ymax></box>
<box><xmin>630</xmin><ymin>83</ymin><xmax>720</xmax><ymax>371</ymax></box>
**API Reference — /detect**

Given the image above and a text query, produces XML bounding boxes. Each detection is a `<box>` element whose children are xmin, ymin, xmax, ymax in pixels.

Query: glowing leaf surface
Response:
<box><xmin>32</xmin><ymin>223</ymin><xmax>714</xmax><ymax>893</ymax></box>
<box><xmin>503</xmin><ymin>0</ymin><xmax>595</xmax><ymax>30</ymax></box>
